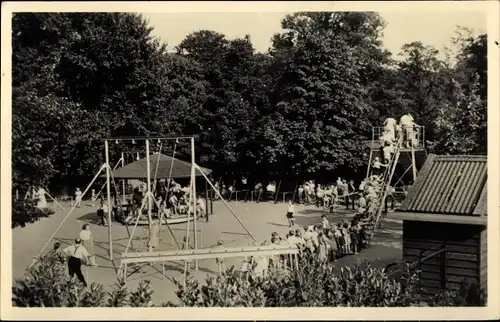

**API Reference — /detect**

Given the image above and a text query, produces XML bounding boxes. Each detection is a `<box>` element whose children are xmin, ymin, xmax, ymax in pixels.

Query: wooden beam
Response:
<box><xmin>121</xmin><ymin>245</ymin><xmax>299</xmax><ymax>264</ymax></box>
<box><xmin>390</xmin><ymin>212</ymin><xmax>487</xmax><ymax>226</ymax></box>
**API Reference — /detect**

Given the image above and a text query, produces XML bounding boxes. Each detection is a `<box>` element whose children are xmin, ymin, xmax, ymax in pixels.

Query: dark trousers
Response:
<box><xmin>68</xmin><ymin>256</ymin><xmax>87</xmax><ymax>286</ymax></box>
<box><xmin>346</xmin><ymin>194</ymin><xmax>355</xmax><ymax>209</ymax></box>
<box><xmin>385</xmin><ymin>195</ymin><xmax>395</xmax><ymax>212</ymax></box>
<box><xmin>97</xmin><ymin>209</ymin><xmax>106</xmax><ymax>226</ymax></box>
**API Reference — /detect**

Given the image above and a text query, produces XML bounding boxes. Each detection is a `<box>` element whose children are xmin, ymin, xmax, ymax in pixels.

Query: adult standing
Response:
<box><xmin>35</xmin><ymin>186</ymin><xmax>48</xmax><ymax>210</ymax></box>
<box><xmin>383</xmin><ymin>117</ymin><xmax>397</xmax><ymax>139</ymax></box>
<box><xmin>400</xmin><ymin>113</ymin><xmax>418</xmax><ymax>148</ymax></box>
<box><xmin>297</xmin><ymin>185</ymin><xmax>304</xmax><ymax>204</ymax></box>
<box><xmin>63</xmin><ymin>238</ymin><xmax>91</xmax><ymax>287</ymax></box>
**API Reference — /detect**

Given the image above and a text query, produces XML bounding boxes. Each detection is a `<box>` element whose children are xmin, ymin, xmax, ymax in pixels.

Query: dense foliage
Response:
<box><xmin>12</xmin><ymin>199</ymin><xmax>55</xmax><ymax>228</ymax></box>
<box><xmin>13</xmin><ymin>254</ymin><xmax>485</xmax><ymax>307</ymax></box>
<box><xmin>12</xmin><ymin>12</ymin><xmax>487</xmax><ymax>203</ymax></box>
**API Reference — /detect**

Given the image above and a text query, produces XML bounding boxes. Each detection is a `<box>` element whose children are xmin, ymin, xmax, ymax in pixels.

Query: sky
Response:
<box><xmin>141</xmin><ymin>11</ymin><xmax>486</xmax><ymax>60</ymax></box>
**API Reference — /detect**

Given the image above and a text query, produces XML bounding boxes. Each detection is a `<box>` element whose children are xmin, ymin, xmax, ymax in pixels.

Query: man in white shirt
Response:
<box><xmin>63</xmin><ymin>239</ymin><xmax>90</xmax><ymax>287</ymax></box>
<box><xmin>266</xmin><ymin>182</ymin><xmax>276</xmax><ymax>200</ymax></box>
<box><xmin>400</xmin><ymin>113</ymin><xmax>418</xmax><ymax>148</ymax></box>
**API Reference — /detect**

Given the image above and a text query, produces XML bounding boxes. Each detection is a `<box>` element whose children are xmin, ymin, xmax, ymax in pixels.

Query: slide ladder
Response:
<box><xmin>363</xmin><ymin>139</ymin><xmax>402</xmax><ymax>243</ymax></box>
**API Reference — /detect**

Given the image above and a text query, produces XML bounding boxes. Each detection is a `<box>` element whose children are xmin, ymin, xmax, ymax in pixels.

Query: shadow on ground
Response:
<box><xmin>77</xmin><ymin>211</ymin><xmax>101</xmax><ymax>225</ymax></box>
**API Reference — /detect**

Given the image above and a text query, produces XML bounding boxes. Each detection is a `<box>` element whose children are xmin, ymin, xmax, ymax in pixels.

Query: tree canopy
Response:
<box><xmin>12</xmin><ymin>12</ymin><xmax>488</xmax><ymax>195</ymax></box>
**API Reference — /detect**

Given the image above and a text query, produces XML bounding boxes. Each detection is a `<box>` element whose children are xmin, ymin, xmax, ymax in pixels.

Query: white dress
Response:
<box><xmin>36</xmin><ymin>188</ymin><xmax>48</xmax><ymax>209</ymax></box>
<box><xmin>79</xmin><ymin>230</ymin><xmax>94</xmax><ymax>254</ymax></box>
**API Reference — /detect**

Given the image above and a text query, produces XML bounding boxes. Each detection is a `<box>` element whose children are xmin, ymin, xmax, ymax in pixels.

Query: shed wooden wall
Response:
<box><xmin>403</xmin><ymin>220</ymin><xmax>485</xmax><ymax>295</ymax></box>
<box><xmin>479</xmin><ymin>228</ymin><xmax>487</xmax><ymax>290</ymax></box>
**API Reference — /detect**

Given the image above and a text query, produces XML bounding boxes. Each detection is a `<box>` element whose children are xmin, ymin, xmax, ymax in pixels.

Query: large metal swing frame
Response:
<box><xmin>29</xmin><ymin>136</ymin><xmax>299</xmax><ymax>283</ymax></box>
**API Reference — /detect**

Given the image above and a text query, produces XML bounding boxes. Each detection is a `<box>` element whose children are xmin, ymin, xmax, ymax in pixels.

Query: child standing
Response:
<box><xmin>75</xmin><ymin>188</ymin><xmax>83</xmax><ymax>208</ymax></box>
<box><xmin>97</xmin><ymin>198</ymin><xmax>108</xmax><ymax>227</ymax></box>
<box><xmin>327</xmin><ymin>230</ymin><xmax>338</xmax><ymax>261</ymax></box>
<box><xmin>182</xmin><ymin>236</ymin><xmax>193</xmax><ymax>274</ymax></box>
<box><xmin>215</xmin><ymin>240</ymin><xmax>225</xmax><ymax>275</ymax></box>
<box><xmin>286</xmin><ymin>200</ymin><xmax>295</xmax><ymax>227</ymax></box>
<box><xmin>334</xmin><ymin>224</ymin><xmax>344</xmax><ymax>256</ymax></box>
<box><xmin>342</xmin><ymin>223</ymin><xmax>352</xmax><ymax>255</ymax></box>
<box><xmin>350</xmin><ymin>220</ymin><xmax>361</xmax><ymax>254</ymax></box>
<box><xmin>317</xmin><ymin>232</ymin><xmax>329</xmax><ymax>262</ymax></box>
<box><xmin>321</xmin><ymin>214</ymin><xmax>330</xmax><ymax>232</ymax></box>
<box><xmin>79</xmin><ymin>224</ymin><xmax>97</xmax><ymax>266</ymax></box>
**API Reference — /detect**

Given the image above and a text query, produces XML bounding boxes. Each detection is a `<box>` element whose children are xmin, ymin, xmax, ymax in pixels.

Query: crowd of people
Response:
<box><xmin>88</xmin><ymin>177</ymin><xmax>207</xmax><ymax>227</ymax></box>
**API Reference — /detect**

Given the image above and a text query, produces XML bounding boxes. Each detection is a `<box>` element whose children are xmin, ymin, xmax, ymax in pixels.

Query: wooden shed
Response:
<box><xmin>390</xmin><ymin>154</ymin><xmax>487</xmax><ymax>295</ymax></box>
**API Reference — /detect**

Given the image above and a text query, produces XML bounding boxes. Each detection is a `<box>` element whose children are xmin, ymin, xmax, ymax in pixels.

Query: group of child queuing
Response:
<box><xmin>273</xmin><ymin>214</ymin><xmax>367</xmax><ymax>262</ymax></box>
<box><xmin>89</xmin><ymin>178</ymin><xmax>206</xmax><ymax>227</ymax></box>
<box><xmin>281</xmin><ymin>173</ymin><xmax>399</xmax><ymax>260</ymax></box>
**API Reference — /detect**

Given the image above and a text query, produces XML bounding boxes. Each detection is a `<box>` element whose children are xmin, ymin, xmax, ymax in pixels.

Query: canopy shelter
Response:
<box><xmin>102</xmin><ymin>153</ymin><xmax>213</xmax><ymax>180</ymax></box>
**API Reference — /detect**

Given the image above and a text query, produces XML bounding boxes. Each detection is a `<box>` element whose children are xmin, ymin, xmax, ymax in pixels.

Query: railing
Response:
<box><xmin>386</xmin><ymin>244</ymin><xmax>446</xmax><ymax>279</ymax></box>
<box><xmin>209</xmin><ymin>190</ymin><xmax>296</xmax><ymax>203</ymax></box>
<box><xmin>371</xmin><ymin>125</ymin><xmax>425</xmax><ymax>150</ymax></box>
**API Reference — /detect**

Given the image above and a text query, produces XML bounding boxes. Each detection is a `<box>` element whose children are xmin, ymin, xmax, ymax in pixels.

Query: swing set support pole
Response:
<box><xmin>105</xmin><ymin>140</ymin><xmax>114</xmax><ymax>261</ymax></box>
<box><xmin>195</xmin><ymin>163</ymin><xmax>256</xmax><ymax>242</ymax></box>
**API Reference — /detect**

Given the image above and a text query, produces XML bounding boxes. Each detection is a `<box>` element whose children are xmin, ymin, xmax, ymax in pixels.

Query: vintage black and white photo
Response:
<box><xmin>2</xmin><ymin>1</ymin><xmax>498</xmax><ymax>315</ymax></box>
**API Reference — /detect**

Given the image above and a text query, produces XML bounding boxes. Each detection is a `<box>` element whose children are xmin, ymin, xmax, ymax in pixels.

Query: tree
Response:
<box><xmin>430</xmin><ymin>75</ymin><xmax>485</xmax><ymax>154</ymax></box>
<box><xmin>177</xmin><ymin>31</ymin><xmax>269</xmax><ymax>178</ymax></box>
<box><xmin>395</xmin><ymin>42</ymin><xmax>451</xmax><ymax>143</ymax></box>
<box><xmin>12</xmin><ymin>13</ymin><xmax>84</xmax><ymax>193</ymax></box>
<box><xmin>12</xmin><ymin>13</ymin><xmax>174</xmax><ymax>194</ymax></box>
<box><xmin>428</xmin><ymin>30</ymin><xmax>487</xmax><ymax>155</ymax></box>
<box><xmin>259</xmin><ymin>12</ymin><xmax>390</xmax><ymax>181</ymax></box>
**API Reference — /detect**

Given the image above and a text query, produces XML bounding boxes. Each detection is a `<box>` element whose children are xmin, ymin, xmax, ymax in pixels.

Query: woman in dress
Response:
<box><xmin>35</xmin><ymin>187</ymin><xmax>48</xmax><ymax>210</ymax></box>
<box><xmin>79</xmin><ymin>223</ymin><xmax>97</xmax><ymax>266</ymax></box>
<box><xmin>316</xmin><ymin>232</ymin><xmax>329</xmax><ymax>262</ymax></box>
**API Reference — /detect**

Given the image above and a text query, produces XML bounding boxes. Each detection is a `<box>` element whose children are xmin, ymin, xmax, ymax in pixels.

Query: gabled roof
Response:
<box><xmin>102</xmin><ymin>154</ymin><xmax>212</xmax><ymax>180</ymax></box>
<box><xmin>400</xmin><ymin>154</ymin><xmax>487</xmax><ymax>216</ymax></box>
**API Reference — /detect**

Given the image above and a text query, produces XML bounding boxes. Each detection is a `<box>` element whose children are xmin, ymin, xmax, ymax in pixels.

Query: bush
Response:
<box><xmin>12</xmin><ymin>252</ymin><xmax>486</xmax><ymax>307</ymax></box>
<box><xmin>429</xmin><ymin>279</ymin><xmax>487</xmax><ymax>307</ymax></box>
<box><xmin>12</xmin><ymin>256</ymin><xmax>156</xmax><ymax>307</ymax></box>
<box><xmin>175</xmin><ymin>253</ymin><xmax>423</xmax><ymax>307</ymax></box>
<box><xmin>12</xmin><ymin>198</ymin><xmax>55</xmax><ymax>228</ymax></box>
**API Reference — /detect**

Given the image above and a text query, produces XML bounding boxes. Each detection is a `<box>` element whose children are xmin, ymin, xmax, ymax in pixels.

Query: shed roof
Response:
<box><xmin>102</xmin><ymin>153</ymin><xmax>212</xmax><ymax>180</ymax></box>
<box><xmin>400</xmin><ymin>154</ymin><xmax>487</xmax><ymax>216</ymax></box>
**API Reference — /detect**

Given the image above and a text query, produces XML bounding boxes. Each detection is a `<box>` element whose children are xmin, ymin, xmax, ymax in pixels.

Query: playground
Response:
<box><xmin>12</xmin><ymin>198</ymin><xmax>403</xmax><ymax>305</ymax></box>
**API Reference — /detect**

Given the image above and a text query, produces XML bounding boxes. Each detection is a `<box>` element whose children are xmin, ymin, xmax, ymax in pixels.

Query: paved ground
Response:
<box><xmin>12</xmin><ymin>200</ymin><xmax>403</xmax><ymax>305</ymax></box>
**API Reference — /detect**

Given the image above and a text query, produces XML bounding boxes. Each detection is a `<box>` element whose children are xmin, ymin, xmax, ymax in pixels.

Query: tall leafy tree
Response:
<box><xmin>12</xmin><ymin>13</ymin><xmax>175</xmax><ymax>193</ymax></box>
<box><xmin>261</xmin><ymin>12</ymin><xmax>390</xmax><ymax>180</ymax></box>
<box><xmin>395</xmin><ymin>42</ymin><xmax>453</xmax><ymax>143</ymax></box>
<box><xmin>177</xmin><ymin>31</ymin><xmax>269</xmax><ymax>178</ymax></box>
